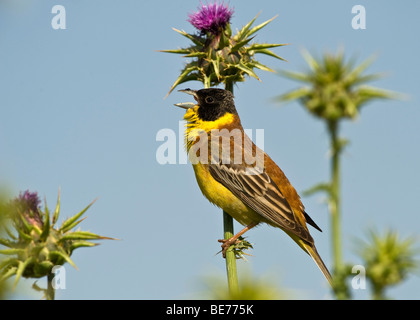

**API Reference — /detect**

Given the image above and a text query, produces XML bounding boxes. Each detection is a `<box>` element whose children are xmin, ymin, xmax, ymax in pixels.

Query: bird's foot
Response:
<box><xmin>218</xmin><ymin>238</ymin><xmax>241</xmax><ymax>258</ymax></box>
<box><xmin>217</xmin><ymin>236</ymin><xmax>253</xmax><ymax>259</ymax></box>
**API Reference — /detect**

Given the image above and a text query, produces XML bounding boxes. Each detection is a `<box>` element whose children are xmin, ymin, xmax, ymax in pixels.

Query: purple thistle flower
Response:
<box><xmin>18</xmin><ymin>190</ymin><xmax>41</xmax><ymax>213</ymax></box>
<box><xmin>188</xmin><ymin>1</ymin><xmax>234</xmax><ymax>35</ymax></box>
<box><xmin>16</xmin><ymin>190</ymin><xmax>43</xmax><ymax>227</ymax></box>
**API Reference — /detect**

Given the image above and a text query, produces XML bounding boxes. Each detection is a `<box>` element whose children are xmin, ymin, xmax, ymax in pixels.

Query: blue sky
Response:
<box><xmin>0</xmin><ymin>0</ymin><xmax>419</xmax><ymax>299</ymax></box>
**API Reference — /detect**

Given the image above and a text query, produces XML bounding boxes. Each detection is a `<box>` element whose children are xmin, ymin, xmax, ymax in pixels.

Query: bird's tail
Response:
<box><xmin>286</xmin><ymin>231</ymin><xmax>333</xmax><ymax>287</ymax></box>
<box><xmin>302</xmin><ymin>242</ymin><xmax>333</xmax><ymax>287</ymax></box>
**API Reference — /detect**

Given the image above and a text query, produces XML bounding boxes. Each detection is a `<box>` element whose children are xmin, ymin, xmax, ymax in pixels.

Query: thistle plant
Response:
<box><xmin>356</xmin><ymin>229</ymin><xmax>419</xmax><ymax>300</ymax></box>
<box><xmin>162</xmin><ymin>1</ymin><xmax>286</xmax><ymax>296</ymax></box>
<box><xmin>275</xmin><ymin>49</ymin><xmax>398</xmax><ymax>298</ymax></box>
<box><xmin>0</xmin><ymin>190</ymin><xmax>113</xmax><ymax>299</ymax></box>
<box><xmin>162</xmin><ymin>1</ymin><xmax>286</xmax><ymax>95</ymax></box>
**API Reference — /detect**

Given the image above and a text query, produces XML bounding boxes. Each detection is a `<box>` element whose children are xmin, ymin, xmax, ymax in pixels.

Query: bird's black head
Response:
<box><xmin>180</xmin><ymin>88</ymin><xmax>238</xmax><ymax>121</ymax></box>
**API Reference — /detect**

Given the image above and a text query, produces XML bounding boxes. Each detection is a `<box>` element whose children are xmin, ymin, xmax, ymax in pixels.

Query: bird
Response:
<box><xmin>174</xmin><ymin>87</ymin><xmax>333</xmax><ymax>286</ymax></box>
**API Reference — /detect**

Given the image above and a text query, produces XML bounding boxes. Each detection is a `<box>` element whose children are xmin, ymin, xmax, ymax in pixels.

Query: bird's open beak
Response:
<box><xmin>174</xmin><ymin>89</ymin><xmax>197</xmax><ymax>109</ymax></box>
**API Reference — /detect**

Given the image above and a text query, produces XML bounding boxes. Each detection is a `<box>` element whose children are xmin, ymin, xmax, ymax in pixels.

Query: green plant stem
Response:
<box><xmin>225</xmin><ymin>81</ymin><xmax>234</xmax><ymax>93</ymax></box>
<box><xmin>223</xmin><ymin>210</ymin><xmax>239</xmax><ymax>296</ymax></box>
<box><xmin>46</xmin><ymin>272</ymin><xmax>55</xmax><ymax>300</ymax></box>
<box><xmin>328</xmin><ymin>120</ymin><xmax>350</xmax><ymax>299</ymax></box>
<box><xmin>223</xmin><ymin>80</ymin><xmax>239</xmax><ymax>296</ymax></box>
<box><xmin>329</xmin><ymin>120</ymin><xmax>342</xmax><ymax>272</ymax></box>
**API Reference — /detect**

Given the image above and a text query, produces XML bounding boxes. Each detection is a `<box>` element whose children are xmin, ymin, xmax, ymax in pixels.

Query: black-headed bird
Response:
<box><xmin>174</xmin><ymin>88</ymin><xmax>332</xmax><ymax>286</ymax></box>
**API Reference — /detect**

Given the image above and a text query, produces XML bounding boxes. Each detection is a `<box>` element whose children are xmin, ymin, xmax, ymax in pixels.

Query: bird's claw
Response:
<box><xmin>217</xmin><ymin>236</ymin><xmax>253</xmax><ymax>259</ymax></box>
<box><xmin>218</xmin><ymin>238</ymin><xmax>241</xmax><ymax>258</ymax></box>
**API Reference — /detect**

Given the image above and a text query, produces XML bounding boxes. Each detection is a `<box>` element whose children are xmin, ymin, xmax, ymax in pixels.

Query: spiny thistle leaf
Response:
<box><xmin>0</xmin><ymin>238</ymin><xmax>13</xmax><ymax>248</ymax></box>
<box><xmin>59</xmin><ymin>199</ymin><xmax>96</xmax><ymax>233</ymax></box>
<box><xmin>40</xmin><ymin>197</ymin><xmax>50</xmax><ymax>241</ymax></box>
<box><xmin>345</xmin><ymin>55</ymin><xmax>376</xmax><ymax>81</ymax></box>
<box><xmin>233</xmin><ymin>13</ymin><xmax>260</xmax><ymax>42</ymax></box>
<box><xmin>355</xmin><ymin>86</ymin><xmax>398</xmax><ymax>105</ymax></box>
<box><xmin>184</xmin><ymin>51</ymin><xmax>208</xmax><ymax>58</ymax></box>
<box><xmin>250</xmin><ymin>61</ymin><xmax>275</xmax><ymax>73</ymax></box>
<box><xmin>246</xmin><ymin>42</ymin><xmax>287</xmax><ymax>51</ymax></box>
<box><xmin>70</xmin><ymin>240</ymin><xmax>99</xmax><ymax>251</ymax></box>
<box><xmin>274</xmin><ymin>87</ymin><xmax>312</xmax><ymax>104</ymax></box>
<box><xmin>51</xmin><ymin>190</ymin><xmax>61</xmax><ymax>226</ymax></box>
<box><xmin>1</xmin><ymin>265</ymin><xmax>17</xmax><ymax>281</ymax></box>
<box><xmin>32</xmin><ymin>280</ymin><xmax>45</xmax><ymax>295</ymax></box>
<box><xmin>4</xmin><ymin>226</ymin><xmax>17</xmax><ymax>241</ymax></box>
<box><xmin>172</xmin><ymin>27</ymin><xmax>205</xmax><ymax>46</ymax></box>
<box><xmin>158</xmin><ymin>48</ymin><xmax>192</xmax><ymax>55</ymax></box>
<box><xmin>236</xmin><ymin>63</ymin><xmax>261</xmax><ymax>81</ymax></box>
<box><xmin>302</xmin><ymin>182</ymin><xmax>332</xmax><ymax>197</ymax></box>
<box><xmin>252</xmin><ymin>48</ymin><xmax>287</xmax><ymax>61</ymax></box>
<box><xmin>246</xmin><ymin>15</ymin><xmax>278</xmax><ymax>38</ymax></box>
<box><xmin>0</xmin><ymin>248</ymin><xmax>26</xmax><ymax>256</ymax></box>
<box><xmin>351</xmin><ymin>73</ymin><xmax>386</xmax><ymax>86</ymax></box>
<box><xmin>167</xmin><ymin>62</ymin><xmax>200</xmax><ymax>96</ymax></box>
<box><xmin>277</xmin><ymin>70</ymin><xmax>312</xmax><ymax>83</ymax></box>
<box><xmin>49</xmin><ymin>250</ymin><xmax>77</xmax><ymax>270</ymax></box>
<box><xmin>334</xmin><ymin>138</ymin><xmax>350</xmax><ymax>154</ymax></box>
<box><xmin>0</xmin><ymin>262</ymin><xmax>18</xmax><ymax>285</ymax></box>
<box><xmin>59</xmin><ymin>230</ymin><xmax>114</xmax><ymax>242</ymax></box>
<box><xmin>212</xmin><ymin>59</ymin><xmax>221</xmax><ymax>80</ymax></box>
<box><xmin>13</xmin><ymin>257</ymin><xmax>34</xmax><ymax>289</ymax></box>
<box><xmin>230</xmin><ymin>36</ymin><xmax>255</xmax><ymax>53</ymax></box>
<box><xmin>301</xmin><ymin>49</ymin><xmax>320</xmax><ymax>72</ymax></box>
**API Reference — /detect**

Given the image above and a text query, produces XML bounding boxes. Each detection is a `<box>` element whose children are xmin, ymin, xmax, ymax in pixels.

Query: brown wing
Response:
<box><xmin>208</xmin><ymin>162</ymin><xmax>314</xmax><ymax>244</ymax></box>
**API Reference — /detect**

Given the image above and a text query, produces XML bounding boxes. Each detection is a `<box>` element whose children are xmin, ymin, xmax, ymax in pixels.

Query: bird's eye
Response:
<box><xmin>205</xmin><ymin>96</ymin><xmax>215</xmax><ymax>104</ymax></box>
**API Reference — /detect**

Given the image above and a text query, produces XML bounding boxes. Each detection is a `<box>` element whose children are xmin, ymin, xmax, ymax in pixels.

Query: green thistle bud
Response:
<box><xmin>276</xmin><ymin>49</ymin><xmax>398</xmax><ymax>122</ymax></box>
<box><xmin>356</xmin><ymin>229</ymin><xmax>420</xmax><ymax>300</ymax></box>
<box><xmin>0</xmin><ymin>190</ymin><xmax>114</xmax><ymax>290</ymax></box>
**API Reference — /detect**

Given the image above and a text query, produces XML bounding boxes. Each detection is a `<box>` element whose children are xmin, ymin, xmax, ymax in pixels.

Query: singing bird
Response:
<box><xmin>174</xmin><ymin>88</ymin><xmax>332</xmax><ymax>286</ymax></box>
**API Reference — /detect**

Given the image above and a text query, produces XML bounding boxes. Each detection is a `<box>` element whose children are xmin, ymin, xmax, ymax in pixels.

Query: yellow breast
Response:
<box><xmin>191</xmin><ymin>154</ymin><xmax>262</xmax><ymax>227</ymax></box>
